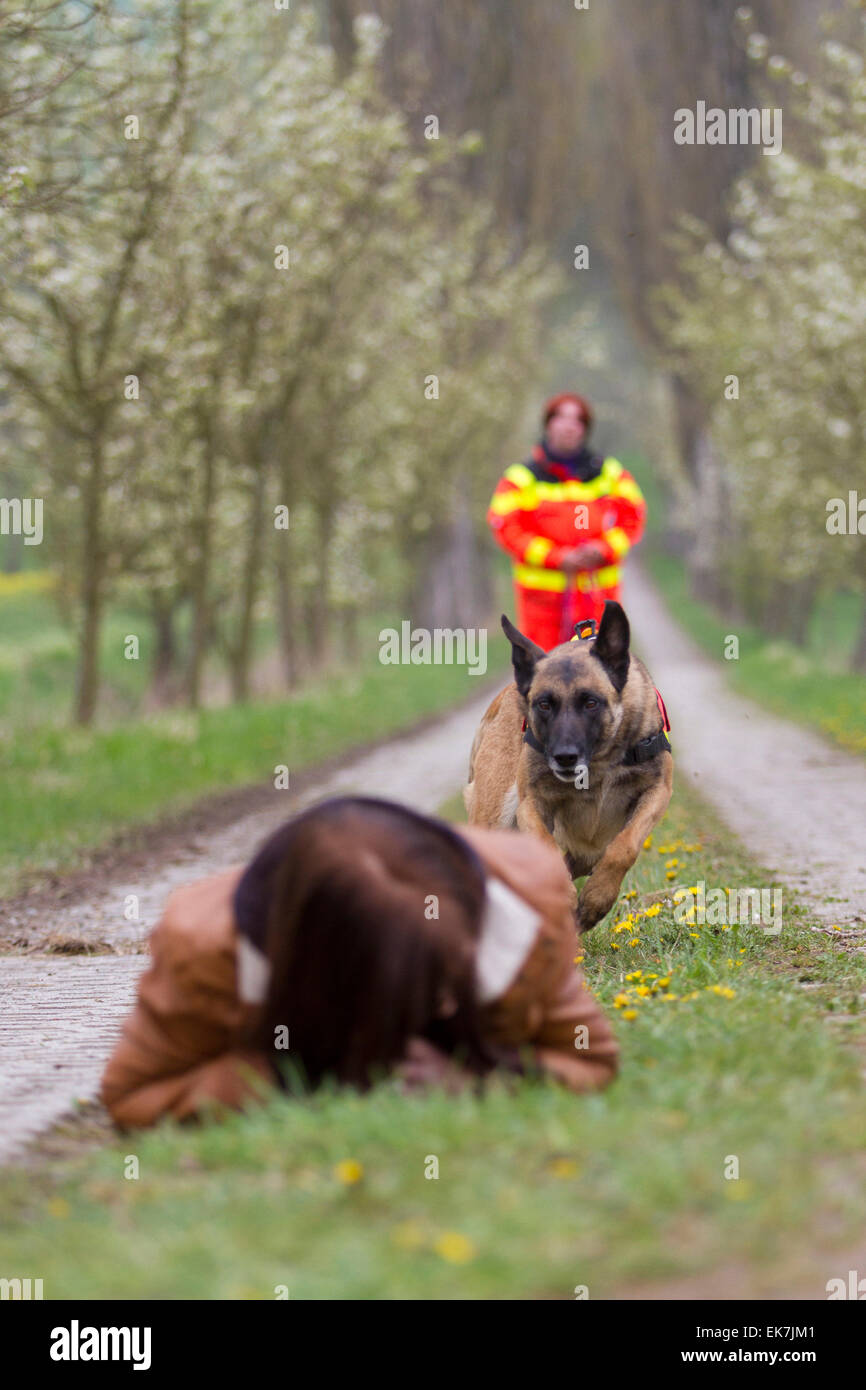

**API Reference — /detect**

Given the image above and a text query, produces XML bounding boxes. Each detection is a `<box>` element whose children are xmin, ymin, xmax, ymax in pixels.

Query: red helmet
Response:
<box><xmin>542</xmin><ymin>392</ymin><xmax>594</xmax><ymax>432</ymax></box>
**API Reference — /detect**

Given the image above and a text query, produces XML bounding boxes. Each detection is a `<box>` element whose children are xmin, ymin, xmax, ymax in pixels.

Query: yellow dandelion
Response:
<box><xmin>613</xmin><ymin>992</ymin><xmax>630</xmax><ymax>1008</ymax></box>
<box><xmin>624</xmin><ymin>889</ymin><xmax>638</xmax><ymax>900</ymax></box>
<box><xmin>657</xmin><ymin>976</ymin><xmax>671</xmax><ymax>988</ymax></box>
<box><xmin>622</xmin><ymin>1009</ymin><xmax>638</xmax><ymax>1021</ymax></box>
<box><xmin>724</xmin><ymin>1181</ymin><xmax>753</xmax><ymax>1202</ymax></box>
<box><xmin>644</xmin><ymin>903</ymin><xmax>662</xmax><ymax>918</ymax></box>
<box><xmin>391</xmin><ymin>1221</ymin><xmax>425</xmax><ymax>1250</ymax></box>
<box><xmin>635</xmin><ymin>985</ymin><xmax>650</xmax><ymax>997</ymax></box>
<box><xmin>643</xmin><ymin>836</ymin><xmax>653</xmax><ymax>850</ymax></box>
<box><xmin>434</xmin><ymin>1232</ymin><xmax>476</xmax><ymax>1264</ymax></box>
<box><xmin>549</xmin><ymin>1157</ymin><xmax>580</xmax><ymax>1178</ymax></box>
<box><xmin>573</xmin><ymin>955</ymin><xmax>584</xmax><ymax>964</ymax></box>
<box><xmin>665</xmin><ymin>858</ymin><xmax>680</xmax><ymax>869</ymax></box>
<box><xmin>334</xmin><ymin>1159</ymin><xmax>364</xmax><ymax>1185</ymax></box>
<box><xmin>689</xmin><ymin>932</ymin><xmax>700</xmax><ymax>939</ymax></box>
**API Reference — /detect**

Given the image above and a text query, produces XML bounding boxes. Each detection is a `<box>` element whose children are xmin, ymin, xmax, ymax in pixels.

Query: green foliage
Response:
<box><xmin>655</xmin><ymin>13</ymin><xmax>866</xmax><ymax>615</ymax></box>
<box><xmin>0</xmin><ymin>2</ymin><xmax>557</xmax><ymax>721</ymax></box>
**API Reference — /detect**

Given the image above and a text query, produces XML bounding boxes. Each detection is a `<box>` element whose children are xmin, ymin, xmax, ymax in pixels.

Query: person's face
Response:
<box><xmin>545</xmin><ymin>400</ymin><xmax>587</xmax><ymax>453</ymax></box>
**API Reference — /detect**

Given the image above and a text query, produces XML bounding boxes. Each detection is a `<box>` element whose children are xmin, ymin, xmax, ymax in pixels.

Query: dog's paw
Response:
<box><xmin>576</xmin><ymin>876</ymin><xmax>621</xmax><ymax>934</ymax></box>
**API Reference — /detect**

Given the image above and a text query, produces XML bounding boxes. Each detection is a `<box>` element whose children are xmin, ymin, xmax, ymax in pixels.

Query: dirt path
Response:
<box><xmin>0</xmin><ymin>690</ymin><xmax>493</xmax><ymax>1164</ymax></box>
<box><xmin>623</xmin><ymin>563</ymin><xmax>866</xmax><ymax>927</ymax></box>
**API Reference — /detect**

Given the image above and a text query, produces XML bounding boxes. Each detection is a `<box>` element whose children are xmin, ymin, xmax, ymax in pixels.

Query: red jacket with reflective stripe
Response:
<box><xmin>488</xmin><ymin>451</ymin><xmax>646</xmax><ymax>577</ymax></box>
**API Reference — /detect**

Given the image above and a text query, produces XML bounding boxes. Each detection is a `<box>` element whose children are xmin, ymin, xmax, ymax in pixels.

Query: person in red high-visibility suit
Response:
<box><xmin>487</xmin><ymin>392</ymin><xmax>646</xmax><ymax>651</ymax></box>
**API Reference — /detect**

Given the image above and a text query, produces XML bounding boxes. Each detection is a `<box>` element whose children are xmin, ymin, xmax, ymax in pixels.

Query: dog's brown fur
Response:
<box><xmin>463</xmin><ymin>602</ymin><xmax>673</xmax><ymax>932</ymax></box>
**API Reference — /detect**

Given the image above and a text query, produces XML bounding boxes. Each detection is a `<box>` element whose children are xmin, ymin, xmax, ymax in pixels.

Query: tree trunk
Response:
<box><xmin>762</xmin><ymin>578</ymin><xmax>815</xmax><ymax>644</ymax></box>
<box><xmin>228</xmin><ymin>464</ymin><xmax>267</xmax><ymax>703</ymax></box>
<box><xmin>74</xmin><ymin>437</ymin><xmax>105</xmax><ymax>725</ymax></box>
<box><xmin>781</xmin><ymin>577</ymin><xmax>815</xmax><ymax>647</ymax></box>
<box><xmin>0</xmin><ymin>469</ymin><xmax>24</xmax><ymax>574</ymax></box>
<box><xmin>328</xmin><ymin>0</ymin><xmax>358</xmax><ymax>80</ymax></box>
<box><xmin>851</xmin><ymin>597</ymin><xmax>866</xmax><ymax>673</ymax></box>
<box><xmin>187</xmin><ymin>426</ymin><xmax>216</xmax><ymax>708</ymax></box>
<box><xmin>308</xmin><ymin>502</ymin><xmax>334</xmax><ymax>669</ymax></box>
<box><xmin>274</xmin><ymin>466</ymin><xmax>300</xmax><ymax>689</ymax></box>
<box><xmin>340</xmin><ymin>604</ymin><xmax>361</xmax><ymax>663</ymax></box>
<box><xmin>686</xmin><ymin>425</ymin><xmax>738</xmax><ymax>616</ymax></box>
<box><xmin>149</xmin><ymin>595</ymin><xmax>178</xmax><ymax>704</ymax></box>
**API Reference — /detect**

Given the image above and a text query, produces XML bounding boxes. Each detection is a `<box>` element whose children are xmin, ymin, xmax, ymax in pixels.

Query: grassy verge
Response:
<box><xmin>2</xmin><ymin>780</ymin><xmax>864</xmax><ymax>1299</ymax></box>
<box><xmin>625</xmin><ymin>455</ymin><xmax>866</xmax><ymax>758</ymax></box>
<box><xmin>0</xmin><ymin>657</ymin><xmax>505</xmax><ymax>897</ymax></box>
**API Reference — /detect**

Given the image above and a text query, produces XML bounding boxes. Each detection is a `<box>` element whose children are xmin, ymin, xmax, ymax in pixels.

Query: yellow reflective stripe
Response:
<box><xmin>606</xmin><ymin>526</ymin><xmax>631</xmax><ymax>559</ymax></box>
<box><xmin>489</xmin><ymin>488</ymin><xmax>527</xmax><ymax>516</ymax></box>
<box><xmin>524</xmin><ymin>535</ymin><xmax>554</xmax><ymax>566</ymax></box>
<box><xmin>611</xmin><ymin>476</ymin><xmax>644</xmax><ymax>505</ymax></box>
<box><xmin>504</xmin><ymin>463</ymin><xmax>536</xmax><ymax>487</ymax></box>
<box><xmin>575</xmin><ymin>563</ymin><xmax>620</xmax><ymax>591</ymax></box>
<box><xmin>513</xmin><ymin>563</ymin><xmax>568</xmax><ymax>592</ymax></box>
<box><xmin>513</xmin><ymin>563</ymin><xmax>621</xmax><ymax>593</ymax></box>
<box><xmin>533</xmin><ymin>476</ymin><xmax>605</xmax><ymax>502</ymax></box>
<box><xmin>493</xmin><ymin>458</ymin><xmax>637</xmax><ymax>514</ymax></box>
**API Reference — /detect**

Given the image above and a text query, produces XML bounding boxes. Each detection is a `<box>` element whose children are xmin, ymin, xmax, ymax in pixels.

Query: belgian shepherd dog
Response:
<box><xmin>464</xmin><ymin>601</ymin><xmax>673</xmax><ymax>932</ymax></box>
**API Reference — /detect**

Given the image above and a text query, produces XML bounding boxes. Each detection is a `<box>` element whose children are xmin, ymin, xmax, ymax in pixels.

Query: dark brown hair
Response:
<box><xmin>240</xmin><ymin>797</ymin><xmax>496</xmax><ymax>1090</ymax></box>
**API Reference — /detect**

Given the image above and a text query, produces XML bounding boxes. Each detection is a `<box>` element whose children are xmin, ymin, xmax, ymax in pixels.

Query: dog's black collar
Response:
<box><xmin>621</xmin><ymin>726</ymin><xmax>671</xmax><ymax>765</ymax></box>
<box><xmin>522</xmin><ymin>722</ymin><xmax>547</xmax><ymax>757</ymax></box>
<box><xmin>522</xmin><ymin>720</ymin><xmax>670</xmax><ymax>767</ymax></box>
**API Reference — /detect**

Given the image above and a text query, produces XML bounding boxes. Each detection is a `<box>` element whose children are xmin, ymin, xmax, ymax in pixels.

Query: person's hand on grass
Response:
<box><xmin>394</xmin><ymin>1037</ymin><xmax>474</xmax><ymax>1095</ymax></box>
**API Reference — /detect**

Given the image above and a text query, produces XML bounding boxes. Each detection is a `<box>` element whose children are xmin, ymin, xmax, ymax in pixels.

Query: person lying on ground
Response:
<box><xmin>100</xmin><ymin>795</ymin><xmax>620</xmax><ymax>1129</ymax></box>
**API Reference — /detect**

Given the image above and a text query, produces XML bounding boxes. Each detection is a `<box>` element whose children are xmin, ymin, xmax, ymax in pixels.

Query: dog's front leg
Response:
<box><xmin>516</xmin><ymin>797</ymin><xmax>579</xmax><ymax>909</ymax></box>
<box><xmin>576</xmin><ymin>760</ymin><xmax>673</xmax><ymax>933</ymax></box>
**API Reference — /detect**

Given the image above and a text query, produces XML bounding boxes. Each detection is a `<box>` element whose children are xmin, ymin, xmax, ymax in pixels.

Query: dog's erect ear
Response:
<box><xmin>592</xmin><ymin>601</ymin><xmax>630</xmax><ymax>693</ymax></box>
<box><xmin>501</xmin><ymin>614</ymin><xmax>545</xmax><ymax>699</ymax></box>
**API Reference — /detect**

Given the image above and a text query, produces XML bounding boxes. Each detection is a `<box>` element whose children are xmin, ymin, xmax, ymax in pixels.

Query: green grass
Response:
<box><xmin>2</xmin><ymin>781</ymin><xmax>864</xmax><ymax>1299</ymax></box>
<box><xmin>625</xmin><ymin>455</ymin><xmax>866</xmax><ymax>758</ymax></box>
<box><xmin>0</xmin><ymin>590</ymin><xmax>152</xmax><ymax>727</ymax></box>
<box><xmin>0</xmin><ymin>656</ymin><xmax>505</xmax><ymax>897</ymax></box>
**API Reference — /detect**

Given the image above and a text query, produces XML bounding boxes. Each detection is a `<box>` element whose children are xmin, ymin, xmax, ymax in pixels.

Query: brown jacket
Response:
<box><xmin>101</xmin><ymin>826</ymin><xmax>619</xmax><ymax>1130</ymax></box>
